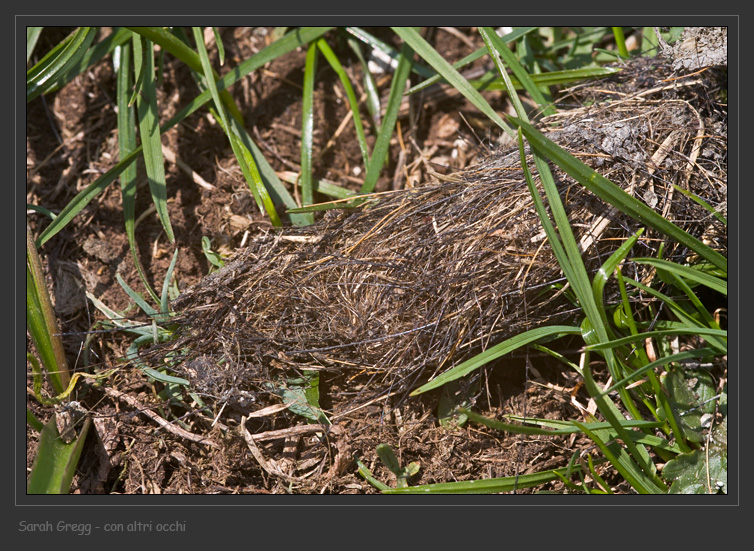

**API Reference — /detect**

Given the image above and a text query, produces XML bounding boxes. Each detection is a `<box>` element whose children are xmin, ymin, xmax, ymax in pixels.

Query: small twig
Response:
<box><xmin>103</xmin><ymin>386</ymin><xmax>221</xmax><ymax>449</ymax></box>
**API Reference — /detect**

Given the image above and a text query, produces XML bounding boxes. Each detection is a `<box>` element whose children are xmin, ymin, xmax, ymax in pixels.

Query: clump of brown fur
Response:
<box><xmin>141</xmin><ymin>57</ymin><xmax>727</xmax><ymax>416</ymax></box>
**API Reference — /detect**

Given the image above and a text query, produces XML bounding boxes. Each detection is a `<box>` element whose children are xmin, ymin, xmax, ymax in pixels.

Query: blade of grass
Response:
<box><xmin>115</xmin><ymin>41</ymin><xmax>160</xmax><ymax>304</ymax></box>
<box><xmin>467</xmin><ymin>66</ymin><xmax>621</xmax><ymax>93</ymax></box>
<box><xmin>590</xmin><ymin>229</ymin><xmax>643</xmax><ymax>332</ymax></box>
<box><xmin>115</xmin><ymin>273</ymin><xmax>158</xmax><ymax>319</ymax></box>
<box><xmin>383</xmin><ymin>459</ymin><xmax>607</xmax><ymax>494</ymax></box>
<box><xmin>317</xmin><ymin>38</ymin><xmax>370</xmax><ymax>167</ymax></box>
<box><xmin>587</xmin><ymin>327</ymin><xmax>728</xmax><ymax>350</ymax></box>
<box><xmin>27</xmin><ymin>27</ymin><xmax>98</xmax><ymax>102</ymax></box>
<box><xmin>392</xmin><ymin>27</ymin><xmax>513</xmax><ymax>137</ymax></box>
<box><xmin>508</xmin><ymin>116</ymin><xmax>728</xmax><ymax>273</ymax></box>
<box><xmin>360</xmin><ymin>41</ymin><xmax>414</xmax><ymax>194</ymax></box>
<box><xmin>132</xmin><ymin>35</ymin><xmax>174</xmax><ymax>243</ymax></box>
<box><xmin>633</xmin><ymin>257</ymin><xmax>727</xmax><ymax>296</ymax></box>
<box><xmin>26</xmin><ymin>227</ymin><xmax>69</xmax><ymax>393</ymax></box>
<box><xmin>227</xmin><ymin>117</ymin><xmax>300</xmax><ymax>225</ymax></box>
<box><xmin>299</xmin><ymin>41</ymin><xmax>318</xmax><ymax>219</ymax></box>
<box><xmin>612</xmin><ymin>27</ymin><xmax>630</xmax><ymax>59</ymax></box>
<box><xmin>162</xmin><ymin>27</ymin><xmax>333</xmax><ymax>133</ymax></box>
<box><xmin>479</xmin><ymin>27</ymin><xmax>556</xmax><ymax>116</ymax></box>
<box><xmin>27</xmin><ymin>409</ymin><xmax>45</xmax><ymax>432</ymax></box>
<box><xmin>463</xmin><ymin>407</ymin><xmax>663</xmax><ymax>435</ymax></box>
<box><xmin>159</xmin><ymin>249</ymin><xmax>179</xmax><ymax>320</ymax></box>
<box><xmin>277</xmin><ymin>171</ymin><xmax>357</xmax><ymax>200</ymax></box>
<box><xmin>212</xmin><ymin>27</ymin><xmax>225</xmax><ymax>65</ymax></box>
<box><xmin>191</xmin><ymin>27</ymin><xmax>283</xmax><ymax>227</ymax></box>
<box><xmin>127</xmin><ymin>26</ymin><xmax>243</xmax><ymax>124</ymax></box>
<box><xmin>411</xmin><ymin>325</ymin><xmax>581</xmax><ymax>395</ymax></box>
<box><xmin>27</xmin><ymin>415</ymin><xmax>92</xmax><ymax>494</ymax></box>
<box><xmin>26</xmin><ymin>27</ymin><xmax>44</xmax><ymax>63</ymax></box>
<box><xmin>599</xmin><ymin>347</ymin><xmax>718</xmax><ymax>397</ymax></box>
<box><xmin>36</xmin><ymin>148</ymin><xmax>142</xmax><ymax>247</ymax></box>
<box><xmin>53</xmin><ymin>27</ymin><xmax>134</xmax><ymax>94</ymax></box>
<box><xmin>345</xmin><ymin>27</ymin><xmax>435</xmax><ymax>79</ymax></box>
<box><xmin>345</xmin><ymin>36</ymin><xmax>382</xmax><ymax>130</ymax></box>
<box><xmin>572</xmin><ymin>420</ymin><xmax>662</xmax><ymax>494</ymax></box>
<box><xmin>621</xmin><ymin>276</ymin><xmax>727</xmax><ymax>354</ymax></box>
<box><xmin>405</xmin><ymin>27</ymin><xmax>538</xmax><ymax>95</ymax></box>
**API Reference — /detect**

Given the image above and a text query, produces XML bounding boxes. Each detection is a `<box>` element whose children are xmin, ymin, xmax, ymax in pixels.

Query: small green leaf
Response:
<box><xmin>664</xmin><ymin>449</ymin><xmax>726</xmax><ymax>494</ymax></box>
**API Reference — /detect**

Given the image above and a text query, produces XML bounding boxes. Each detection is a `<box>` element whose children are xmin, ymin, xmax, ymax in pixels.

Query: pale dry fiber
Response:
<box><xmin>657</xmin><ymin>26</ymin><xmax>727</xmax><ymax>71</ymax></box>
<box><xmin>140</xmin><ymin>56</ymin><xmax>727</xmax><ymax>423</ymax></box>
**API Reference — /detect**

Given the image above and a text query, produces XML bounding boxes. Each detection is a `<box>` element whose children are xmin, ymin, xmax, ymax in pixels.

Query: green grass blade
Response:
<box><xmin>27</xmin><ymin>27</ymin><xmax>98</xmax><ymax>102</ymax></box>
<box><xmin>36</xmin><ymin>148</ymin><xmax>142</xmax><ymax>247</ymax></box>
<box><xmin>126</xmin><ymin>335</ymin><xmax>190</xmax><ymax>386</ymax></box>
<box><xmin>300</xmin><ymin>41</ymin><xmax>318</xmax><ymax>216</ymax></box>
<box><xmin>26</xmin><ymin>228</ymin><xmax>69</xmax><ymax>393</ymax></box>
<box><xmin>317</xmin><ymin>38</ymin><xmax>370</xmax><ymax>167</ymax></box>
<box><xmin>127</xmin><ymin>26</ymin><xmax>243</xmax><ymax>124</ymax></box>
<box><xmin>509</xmin><ymin>117</ymin><xmax>728</xmax><ymax>273</ymax></box>
<box><xmin>132</xmin><ymin>35</ymin><xmax>174</xmax><ymax>243</ymax></box>
<box><xmin>191</xmin><ymin>27</ymin><xmax>283</xmax><ymax>227</ymax></box>
<box><xmin>27</xmin><ymin>415</ymin><xmax>92</xmax><ymax>494</ymax></box>
<box><xmin>355</xmin><ymin>457</ymin><xmax>391</xmax><ymax>491</ymax></box>
<box><xmin>162</xmin><ymin>27</ymin><xmax>333</xmax><ymax>133</ymax></box>
<box><xmin>621</xmin><ymin>276</ymin><xmax>727</xmax><ymax>354</ymax></box>
<box><xmin>115</xmin><ymin>41</ymin><xmax>160</xmax><ymax>305</ymax></box>
<box><xmin>501</xmin><ymin>414</ymin><xmax>664</xmax><ymax>433</ymax></box>
<box><xmin>411</xmin><ymin>325</ymin><xmax>581</xmax><ymax>395</ymax></box>
<box><xmin>115</xmin><ymin>273</ymin><xmax>158</xmax><ymax>318</ymax></box>
<box><xmin>599</xmin><ymin>347</ymin><xmax>718</xmax><ymax>397</ymax></box>
<box><xmin>212</xmin><ymin>27</ymin><xmax>225</xmax><ymax>65</ymax></box>
<box><xmin>392</xmin><ymin>27</ymin><xmax>513</xmax><ymax>137</ymax></box>
<box><xmin>479</xmin><ymin>27</ymin><xmax>556</xmax><ymax>116</ymax></box>
<box><xmin>670</xmin><ymin>184</ymin><xmax>726</xmax><ymax>226</ymax></box>
<box><xmin>277</xmin><ymin>172</ymin><xmax>357</xmax><ymax>200</ymax></box>
<box><xmin>406</xmin><ymin>27</ymin><xmax>538</xmax><ymax>95</ymax></box>
<box><xmin>345</xmin><ymin>27</ymin><xmax>434</xmax><ymax>79</ymax></box>
<box><xmin>26</xmin><ymin>27</ymin><xmax>43</xmax><ymax>63</ymax></box>
<box><xmin>591</xmin><ymin>230</ymin><xmax>643</xmax><ymax>331</ymax></box>
<box><xmin>572</xmin><ymin>420</ymin><xmax>662</xmax><ymax>494</ymax></box>
<box><xmin>633</xmin><ymin>257</ymin><xmax>727</xmax><ymax>296</ymax></box>
<box><xmin>226</xmin><ymin>124</ymin><xmax>283</xmax><ymax>226</ymax></box>
<box><xmin>360</xmin><ymin>42</ymin><xmax>414</xmax><ymax>194</ymax></box>
<box><xmin>587</xmin><ymin>327</ymin><xmax>728</xmax><ymax>350</ymax></box>
<box><xmin>85</xmin><ymin>291</ymin><xmax>155</xmax><ymax>337</ymax></box>
<box><xmin>612</xmin><ymin>27</ymin><xmax>630</xmax><ymax>59</ymax></box>
<box><xmin>383</xmin><ymin>459</ymin><xmax>607</xmax><ymax>494</ymax></box>
<box><xmin>228</xmin><ymin>119</ymin><xmax>305</xmax><ymax>225</ymax></box>
<box><xmin>159</xmin><ymin>249</ymin><xmax>180</xmax><ymax>318</ymax></box>
<box><xmin>345</xmin><ymin>36</ymin><xmax>382</xmax><ymax>130</ymax></box>
<box><xmin>26</xmin><ymin>409</ymin><xmax>44</xmax><ymax>432</ymax></box>
<box><xmin>52</xmin><ymin>27</ymin><xmax>134</xmax><ymax>94</ymax></box>
<box><xmin>470</xmin><ymin>66</ymin><xmax>621</xmax><ymax>93</ymax></box>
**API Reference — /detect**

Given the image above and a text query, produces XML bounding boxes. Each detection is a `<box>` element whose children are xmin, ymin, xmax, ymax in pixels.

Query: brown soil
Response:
<box><xmin>25</xmin><ymin>27</ymin><xmax>726</xmax><ymax>495</ymax></box>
